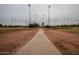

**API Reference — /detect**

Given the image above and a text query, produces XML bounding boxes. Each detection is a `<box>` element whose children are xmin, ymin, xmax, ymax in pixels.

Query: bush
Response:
<box><xmin>28</xmin><ymin>23</ymin><xmax>39</xmax><ymax>28</ymax></box>
<box><xmin>4</xmin><ymin>25</ymin><xmax>8</xmax><ymax>27</ymax></box>
<box><xmin>45</xmin><ymin>25</ymin><xmax>50</xmax><ymax>28</ymax></box>
<box><xmin>0</xmin><ymin>24</ymin><xmax>3</xmax><ymax>27</ymax></box>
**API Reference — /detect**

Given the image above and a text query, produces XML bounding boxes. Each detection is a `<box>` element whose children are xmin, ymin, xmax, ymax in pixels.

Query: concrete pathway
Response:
<box><xmin>15</xmin><ymin>29</ymin><xmax>61</xmax><ymax>55</ymax></box>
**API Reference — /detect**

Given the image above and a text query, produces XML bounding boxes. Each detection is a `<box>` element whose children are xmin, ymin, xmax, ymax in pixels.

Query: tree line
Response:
<box><xmin>45</xmin><ymin>24</ymin><xmax>79</xmax><ymax>28</ymax></box>
<box><xmin>0</xmin><ymin>23</ymin><xmax>40</xmax><ymax>28</ymax></box>
<box><xmin>0</xmin><ymin>23</ymin><xmax>79</xmax><ymax>28</ymax></box>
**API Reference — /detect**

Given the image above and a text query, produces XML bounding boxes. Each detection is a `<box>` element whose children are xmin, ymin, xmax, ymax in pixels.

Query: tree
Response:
<box><xmin>0</xmin><ymin>24</ymin><xmax>3</xmax><ymax>27</ymax></box>
<box><xmin>28</xmin><ymin>23</ymin><xmax>39</xmax><ymax>28</ymax></box>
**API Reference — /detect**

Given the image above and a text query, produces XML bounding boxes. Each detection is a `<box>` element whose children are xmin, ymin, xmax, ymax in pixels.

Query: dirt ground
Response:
<box><xmin>44</xmin><ymin>29</ymin><xmax>79</xmax><ymax>55</ymax></box>
<box><xmin>0</xmin><ymin>29</ymin><xmax>38</xmax><ymax>54</ymax></box>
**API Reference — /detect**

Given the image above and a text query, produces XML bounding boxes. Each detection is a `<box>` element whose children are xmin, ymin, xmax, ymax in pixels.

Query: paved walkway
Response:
<box><xmin>15</xmin><ymin>29</ymin><xmax>61</xmax><ymax>55</ymax></box>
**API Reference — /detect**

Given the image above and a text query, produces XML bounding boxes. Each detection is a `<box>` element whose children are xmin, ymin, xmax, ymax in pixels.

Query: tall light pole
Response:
<box><xmin>42</xmin><ymin>14</ymin><xmax>45</xmax><ymax>27</ymax></box>
<box><xmin>15</xmin><ymin>18</ymin><xmax>16</xmax><ymax>26</ymax></box>
<box><xmin>28</xmin><ymin>4</ymin><xmax>31</xmax><ymax>25</ymax></box>
<box><xmin>11</xmin><ymin>18</ymin><xmax>13</xmax><ymax>26</ymax></box>
<box><xmin>43</xmin><ymin>14</ymin><xmax>44</xmax><ymax>22</ymax></box>
<box><xmin>25</xmin><ymin>19</ymin><xmax>26</xmax><ymax>26</ymax></box>
<box><xmin>35</xmin><ymin>14</ymin><xmax>37</xmax><ymax>24</ymax></box>
<box><xmin>48</xmin><ymin>5</ymin><xmax>51</xmax><ymax>26</ymax></box>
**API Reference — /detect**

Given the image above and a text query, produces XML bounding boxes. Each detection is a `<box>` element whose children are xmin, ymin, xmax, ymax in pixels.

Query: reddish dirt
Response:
<box><xmin>44</xmin><ymin>29</ymin><xmax>79</xmax><ymax>55</ymax></box>
<box><xmin>0</xmin><ymin>29</ymin><xmax>38</xmax><ymax>54</ymax></box>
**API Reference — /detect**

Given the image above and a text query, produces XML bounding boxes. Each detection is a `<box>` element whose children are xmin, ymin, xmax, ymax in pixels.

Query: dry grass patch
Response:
<box><xmin>0</xmin><ymin>28</ymin><xmax>38</xmax><ymax>54</ymax></box>
<box><xmin>44</xmin><ymin>29</ymin><xmax>79</xmax><ymax>55</ymax></box>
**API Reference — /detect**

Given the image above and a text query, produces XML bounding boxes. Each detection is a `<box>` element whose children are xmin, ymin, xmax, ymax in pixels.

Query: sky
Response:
<box><xmin>0</xmin><ymin>4</ymin><xmax>79</xmax><ymax>26</ymax></box>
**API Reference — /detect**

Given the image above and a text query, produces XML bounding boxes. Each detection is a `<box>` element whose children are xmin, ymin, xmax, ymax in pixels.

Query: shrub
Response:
<box><xmin>0</xmin><ymin>24</ymin><xmax>3</xmax><ymax>27</ymax></box>
<box><xmin>28</xmin><ymin>23</ymin><xmax>39</xmax><ymax>28</ymax></box>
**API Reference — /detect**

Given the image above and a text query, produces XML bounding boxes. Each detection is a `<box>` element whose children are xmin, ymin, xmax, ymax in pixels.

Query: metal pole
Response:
<box><xmin>35</xmin><ymin>15</ymin><xmax>37</xmax><ymax>24</ymax></box>
<box><xmin>28</xmin><ymin>4</ymin><xmax>31</xmax><ymax>25</ymax></box>
<box><xmin>25</xmin><ymin>19</ymin><xmax>26</xmax><ymax>26</ymax></box>
<box><xmin>11</xmin><ymin>18</ymin><xmax>13</xmax><ymax>26</ymax></box>
<box><xmin>48</xmin><ymin>5</ymin><xmax>50</xmax><ymax>26</ymax></box>
<box><xmin>43</xmin><ymin>14</ymin><xmax>45</xmax><ymax>25</ymax></box>
<box><xmin>15</xmin><ymin>19</ymin><xmax>16</xmax><ymax>26</ymax></box>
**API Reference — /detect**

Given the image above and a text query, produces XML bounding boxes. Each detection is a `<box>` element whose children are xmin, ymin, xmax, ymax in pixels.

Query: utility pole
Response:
<box><xmin>28</xmin><ymin>4</ymin><xmax>31</xmax><ymax>25</ymax></box>
<box><xmin>11</xmin><ymin>18</ymin><xmax>13</xmax><ymax>26</ymax></box>
<box><xmin>48</xmin><ymin>5</ymin><xmax>51</xmax><ymax>26</ymax></box>
<box><xmin>43</xmin><ymin>14</ymin><xmax>45</xmax><ymax>27</ymax></box>
<box><xmin>34</xmin><ymin>14</ymin><xmax>37</xmax><ymax>24</ymax></box>
<box><xmin>15</xmin><ymin>18</ymin><xmax>16</xmax><ymax>26</ymax></box>
<box><xmin>25</xmin><ymin>19</ymin><xmax>26</xmax><ymax>26</ymax></box>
